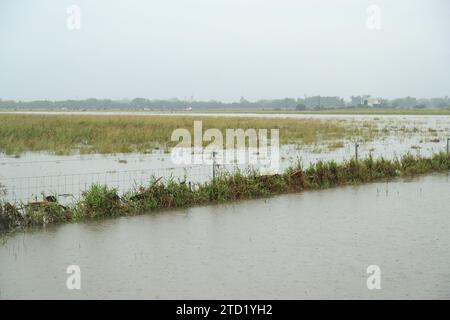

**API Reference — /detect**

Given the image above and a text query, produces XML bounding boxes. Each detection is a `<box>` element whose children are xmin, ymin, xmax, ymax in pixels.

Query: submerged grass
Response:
<box><xmin>0</xmin><ymin>114</ymin><xmax>377</xmax><ymax>155</ymax></box>
<box><xmin>1</xmin><ymin>152</ymin><xmax>449</xmax><ymax>232</ymax></box>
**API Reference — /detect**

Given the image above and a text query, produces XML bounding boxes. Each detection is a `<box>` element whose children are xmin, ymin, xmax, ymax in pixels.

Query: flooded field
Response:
<box><xmin>3</xmin><ymin>0</ymin><xmax>449</xmax><ymax>303</ymax></box>
<box><xmin>1</xmin><ymin>173</ymin><xmax>449</xmax><ymax>299</ymax></box>
<box><xmin>1</xmin><ymin>113</ymin><xmax>449</xmax><ymax>203</ymax></box>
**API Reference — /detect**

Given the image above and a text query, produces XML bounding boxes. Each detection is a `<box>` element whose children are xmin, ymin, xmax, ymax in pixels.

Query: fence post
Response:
<box><xmin>447</xmin><ymin>138</ymin><xmax>450</xmax><ymax>155</ymax></box>
<box><xmin>355</xmin><ymin>142</ymin><xmax>359</xmax><ymax>162</ymax></box>
<box><xmin>212</xmin><ymin>151</ymin><xmax>217</xmax><ymax>180</ymax></box>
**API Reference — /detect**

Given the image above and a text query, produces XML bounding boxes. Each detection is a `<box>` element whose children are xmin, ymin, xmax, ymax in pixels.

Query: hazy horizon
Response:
<box><xmin>1</xmin><ymin>0</ymin><xmax>449</xmax><ymax>102</ymax></box>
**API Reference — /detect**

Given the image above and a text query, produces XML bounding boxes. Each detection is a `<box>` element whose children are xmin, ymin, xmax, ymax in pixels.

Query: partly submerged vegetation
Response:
<box><xmin>0</xmin><ymin>114</ymin><xmax>378</xmax><ymax>155</ymax></box>
<box><xmin>1</xmin><ymin>152</ymin><xmax>449</xmax><ymax>232</ymax></box>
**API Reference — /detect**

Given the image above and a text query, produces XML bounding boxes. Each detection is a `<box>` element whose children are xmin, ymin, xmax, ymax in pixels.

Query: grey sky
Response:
<box><xmin>0</xmin><ymin>0</ymin><xmax>449</xmax><ymax>101</ymax></box>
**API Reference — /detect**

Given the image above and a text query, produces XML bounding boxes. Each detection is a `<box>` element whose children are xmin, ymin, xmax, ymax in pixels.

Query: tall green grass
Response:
<box><xmin>0</xmin><ymin>114</ymin><xmax>377</xmax><ymax>155</ymax></box>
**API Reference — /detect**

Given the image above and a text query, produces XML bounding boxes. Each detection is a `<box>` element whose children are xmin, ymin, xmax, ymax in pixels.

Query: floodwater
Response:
<box><xmin>1</xmin><ymin>173</ymin><xmax>449</xmax><ymax>299</ymax></box>
<box><xmin>1</xmin><ymin>113</ymin><xmax>449</xmax><ymax>202</ymax></box>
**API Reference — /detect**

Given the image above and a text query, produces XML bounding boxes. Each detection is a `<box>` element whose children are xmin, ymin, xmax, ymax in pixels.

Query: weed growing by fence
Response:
<box><xmin>1</xmin><ymin>152</ymin><xmax>449</xmax><ymax>232</ymax></box>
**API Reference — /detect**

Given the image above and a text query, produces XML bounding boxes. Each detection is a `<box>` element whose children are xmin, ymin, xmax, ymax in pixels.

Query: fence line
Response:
<box><xmin>0</xmin><ymin>164</ymin><xmax>215</xmax><ymax>204</ymax></box>
<box><xmin>2</xmin><ymin>139</ymin><xmax>449</xmax><ymax>204</ymax></box>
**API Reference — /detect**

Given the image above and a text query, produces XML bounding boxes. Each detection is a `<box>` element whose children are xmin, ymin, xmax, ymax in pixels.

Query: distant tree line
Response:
<box><xmin>0</xmin><ymin>95</ymin><xmax>449</xmax><ymax>110</ymax></box>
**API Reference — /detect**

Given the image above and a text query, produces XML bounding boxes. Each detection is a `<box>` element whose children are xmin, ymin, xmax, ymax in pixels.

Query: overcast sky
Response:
<box><xmin>0</xmin><ymin>0</ymin><xmax>449</xmax><ymax>101</ymax></box>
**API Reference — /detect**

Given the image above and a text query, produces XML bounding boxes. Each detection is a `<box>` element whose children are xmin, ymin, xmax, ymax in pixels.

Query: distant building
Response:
<box><xmin>350</xmin><ymin>96</ymin><xmax>363</xmax><ymax>106</ymax></box>
<box><xmin>304</xmin><ymin>96</ymin><xmax>344</xmax><ymax>108</ymax></box>
<box><xmin>350</xmin><ymin>95</ymin><xmax>373</xmax><ymax>107</ymax></box>
<box><xmin>367</xmin><ymin>98</ymin><xmax>380</xmax><ymax>107</ymax></box>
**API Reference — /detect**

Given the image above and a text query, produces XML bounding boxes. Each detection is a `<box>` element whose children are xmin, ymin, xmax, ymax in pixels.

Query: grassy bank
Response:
<box><xmin>0</xmin><ymin>114</ymin><xmax>377</xmax><ymax>155</ymax></box>
<box><xmin>1</xmin><ymin>152</ymin><xmax>449</xmax><ymax>232</ymax></box>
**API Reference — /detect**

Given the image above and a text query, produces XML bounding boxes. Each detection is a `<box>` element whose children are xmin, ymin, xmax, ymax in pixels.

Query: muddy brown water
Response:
<box><xmin>1</xmin><ymin>173</ymin><xmax>450</xmax><ymax>299</ymax></box>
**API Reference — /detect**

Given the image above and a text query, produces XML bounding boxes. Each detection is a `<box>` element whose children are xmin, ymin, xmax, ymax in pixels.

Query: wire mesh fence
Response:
<box><xmin>5</xmin><ymin>139</ymin><xmax>447</xmax><ymax>205</ymax></box>
<box><xmin>0</xmin><ymin>164</ymin><xmax>216</xmax><ymax>204</ymax></box>
<box><xmin>0</xmin><ymin>147</ymin><xmax>282</xmax><ymax>205</ymax></box>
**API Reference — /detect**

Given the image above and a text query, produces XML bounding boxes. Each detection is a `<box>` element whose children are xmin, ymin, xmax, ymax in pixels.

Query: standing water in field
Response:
<box><xmin>1</xmin><ymin>173</ymin><xmax>449</xmax><ymax>299</ymax></box>
<box><xmin>1</xmin><ymin>114</ymin><xmax>450</xmax><ymax>203</ymax></box>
